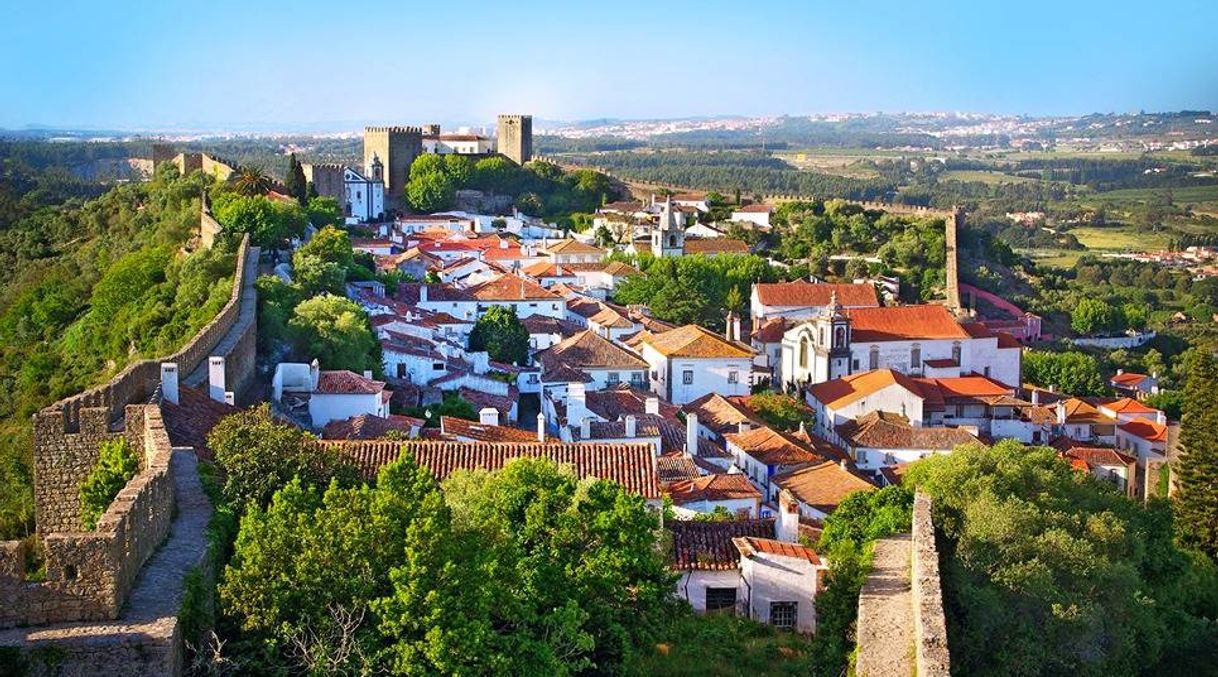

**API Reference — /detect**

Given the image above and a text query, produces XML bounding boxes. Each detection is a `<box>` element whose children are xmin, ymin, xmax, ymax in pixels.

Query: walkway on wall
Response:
<box><xmin>183</xmin><ymin>245</ymin><xmax>260</xmax><ymax>391</ymax></box>
<box><xmin>0</xmin><ymin>449</ymin><xmax>212</xmax><ymax>673</ymax></box>
<box><xmin>855</xmin><ymin>533</ymin><xmax>915</xmax><ymax>677</ymax></box>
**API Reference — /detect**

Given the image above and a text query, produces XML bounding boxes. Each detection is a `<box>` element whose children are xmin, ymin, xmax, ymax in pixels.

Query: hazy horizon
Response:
<box><xmin>4</xmin><ymin>0</ymin><xmax>1216</xmax><ymax>131</ymax></box>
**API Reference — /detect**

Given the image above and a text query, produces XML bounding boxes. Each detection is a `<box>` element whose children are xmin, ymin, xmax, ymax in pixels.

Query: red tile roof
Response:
<box><xmin>466</xmin><ymin>274</ymin><xmax>560</xmax><ymax>301</ymax></box>
<box><xmin>734</xmin><ymin>536</ymin><xmax>821</xmax><ymax>565</ymax></box>
<box><xmin>669</xmin><ymin>518</ymin><xmax>775</xmax><ymax>570</ymax></box>
<box><xmin>316</xmin><ymin>370</ymin><xmax>386</xmax><ymax>395</ymax></box>
<box><xmin>683</xmin><ymin>238</ymin><xmax>750</xmax><ymax>255</ymax></box>
<box><xmin>1101</xmin><ymin>397</ymin><xmax>1159</xmax><ymax>415</ymax></box>
<box><xmin>668</xmin><ymin>473</ymin><xmax>761</xmax><ymax>505</ymax></box>
<box><xmin>836</xmin><ymin>411</ymin><xmax>979</xmax><ymax>451</ymax></box>
<box><xmin>682</xmin><ymin>393</ymin><xmax>763</xmax><ymax>437</ymax></box>
<box><xmin>639</xmin><ymin>324</ymin><xmax>754</xmax><ymax>359</ymax></box>
<box><xmin>772</xmin><ymin>460</ymin><xmax>876</xmax><ymax>514</ymax></box>
<box><xmin>1119</xmin><ymin>419</ymin><xmax>1169</xmax><ymax>443</ymax></box>
<box><xmin>584</xmin><ymin>384</ymin><xmax>680</xmax><ymax>421</ymax></box>
<box><xmin>538</xmin><ymin>330</ymin><xmax>648</xmax><ymax>379</ymax></box>
<box><xmin>725</xmin><ymin>425</ymin><xmax>829</xmax><ymax>467</ymax></box>
<box><xmin>322</xmin><ymin>414</ymin><xmax>422</xmax><ymax>440</ymax></box>
<box><xmin>808</xmin><ymin>369</ymin><xmax>924</xmax><ymax>409</ymax></box>
<box><xmin>734</xmin><ymin>204</ymin><xmax>773</xmax><ymax>213</ymax></box>
<box><xmin>329</xmin><ymin>439</ymin><xmax>660</xmax><ymax>497</ymax></box>
<box><xmin>753</xmin><ymin>282</ymin><xmax>879</xmax><ymax>309</ymax></box>
<box><xmin>160</xmin><ymin>385</ymin><xmax>239</xmax><ymax>461</ymax></box>
<box><xmin>657</xmin><ymin>452</ymin><xmax>703</xmax><ymax>484</ymax></box>
<box><xmin>440</xmin><ymin>416</ymin><xmax>547</xmax><ymax>443</ymax></box>
<box><xmin>1110</xmin><ymin>372</ymin><xmax>1151</xmax><ymax>388</ymax></box>
<box><xmin>751</xmin><ymin>317</ymin><xmax>789</xmax><ymax>344</ymax></box>
<box><xmin>847</xmin><ymin>305</ymin><xmax>970</xmax><ymax>342</ymax></box>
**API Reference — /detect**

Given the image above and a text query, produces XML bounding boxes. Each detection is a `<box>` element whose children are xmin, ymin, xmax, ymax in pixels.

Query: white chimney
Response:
<box><xmin>839</xmin><ymin>458</ymin><xmax>848</xmax><ymax>470</ymax></box>
<box><xmin>160</xmin><ymin>363</ymin><xmax>179</xmax><ymax>405</ymax></box>
<box><xmin>776</xmin><ymin>490</ymin><xmax>800</xmax><ymax>543</ymax></box>
<box><xmin>581</xmin><ymin>416</ymin><xmax>592</xmax><ymax>440</ymax></box>
<box><xmin>1031</xmin><ymin>389</ymin><xmax>1041</xmax><ymax>406</ymax></box>
<box><xmin>208</xmin><ymin>356</ymin><xmax>226</xmax><ymax>403</ymax></box>
<box><xmin>686</xmin><ymin>413</ymin><xmax>699</xmax><ymax>456</ymax></box>
<box><xmin>1116</xmin><ymin>368</ymin><xmax>1124</xmax><ymax>375</ymax></box>
<box><xmin>537</xmin><ymin>413</ymin><xmax>546</xmax><ymax>443</ymax></box>
<box><xmin>568</xmin><ymin>382</ymin><xmax>587</xmax><ymax>422</ymax></box>
<box><xmin>419</xmin><ymin>285</ymin><xmax>428</xmax><ymax>304</ymax></box>
<box><xmin>625</xmin><ymin>415</ymin><xmax>637</xmax><ymax>438</ymax></box>
<box><xmin>479</xmin><ymin>407</ymin><xmax>499</xmax><ymax>426</ymax></box>
<box><xmin>363</xmin><ymin>370</ymin><xmax>373</xmax><ymax>380</ymax></box>
<box><xmin>309</xmin><ymin>359</ymin><xmax>321</xmax><ymax>390</ymax></box>
<box><xmin>224</xmin><ymin>391</ymin><xmax>235</xmax><ymax>406</ymax></box>
<box><xmin>645</xmin><ymin>397</ymin><xmax>660</xmax><ymax>415</ymax></box>
<box><xmin>1056</xmin><ymin>402</ymin><xmax>1067</xmax><ymax>426</ymax></box>
<box><xmin>737</xmin><ymin>421</ymin><xmax>753</xmax><ymax>434</ymax></box>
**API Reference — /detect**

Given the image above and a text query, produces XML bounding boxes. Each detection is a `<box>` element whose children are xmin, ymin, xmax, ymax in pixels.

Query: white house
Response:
<box><xmin>807</xmin><ymin>369</ymin><xmax>928</xmax><ymax>439</ymax></box>
<box><xmin>343</xmin><ymin>164</ymin><xmax>385</xmax><ymax>224</ymax></box>
<box><xmin>667</xmin><ymin>473</ymin><xmax>763</xmax><ymax>518</ymax></box>
<box><xmin>751</xmin><ymin>281</ymin><xmax>879</xmax><ymax>322</ymax></box>
<box><xmin>771</xmin><ymin>462</ymin><xmax>877</xmax><ymax>521</ymax></box>
<box><xmin>537</xmin><ymin>329</ymin><xmax>649</xmax><ymax>391</ymax></box>
<box><xmin>1109</xmin><ymin>371</ymin><xmax>1159</xmax><ymax>400</ymax></box>
<box><xmin>541</xmin><ymin>238</ymin><xmax>606</xmax><ymax>265</ymax></box>
<box><xmin>730</xmin><ymin>203</ymin><xmax>773</xmax><ymax>228</ymax></box>
<box><xmin>734</xmin><ymin>536</ymin><xmax>827</xmax><ymax>633</ymax></box>
<box><xmin>466</xmin><ymin>274</ymin><xmax>566</xmax><ymax>320</ymax></box>
<box><xmin>636</xmin><ymin>324</ymin><xmax>755</xmax><ymax>405</ymax></box>
<box><xmin>272</xmin><ymin>360</ymin><xmax>390</xmax><ymax>430</ymax></box>
<box><xmin>834</xmin><ymin>411</ymin><xmax>980</xmax><ymax>472</ymax></box>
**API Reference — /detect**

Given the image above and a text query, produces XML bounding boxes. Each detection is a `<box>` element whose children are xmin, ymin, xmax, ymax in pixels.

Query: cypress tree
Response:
<box><xmin>284</xmin><ymin>153</ymin><xmax>308</xmax><ymax>206</ymax></box>
<box><xmin>1175</xmin><ymin>349</ymin><xmax>1218</xmax><ymax>557</ymax></box>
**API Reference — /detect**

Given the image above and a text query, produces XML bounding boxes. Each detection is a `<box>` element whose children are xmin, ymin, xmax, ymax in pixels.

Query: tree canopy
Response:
<box><xmin>613</xmin><ymin>254</ymin><xmax>779</xmax><ymax>329</ymax></box>
<box><xmin>286</xmin><ymin>294</ymin><xmax>380</xmax><ymax>374</ymax></box>
<box><xmin>467</xmin><ymin>305</ymin><xmax>530</xmax><ymax>365</ymax></box>
<box><xmin>1175</xmin><ymin>350</ymin><xmax>1218</xmax><ymax>558</ymax></box>
<box><xmin>1022</xmin><ymin>350</ymin><xmax>1106</xmax><ymax>396</ymax></box>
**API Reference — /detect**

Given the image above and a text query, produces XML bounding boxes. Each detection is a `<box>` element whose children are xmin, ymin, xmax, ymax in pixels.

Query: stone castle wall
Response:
<box><xmin>910</xmin><ymin>492</ymin><xmax>950</xmax><ymax>677</ymax></box>
<box><xmin>1</xmin><ymin>404</ymin><xmax>175</xmax><ymax>629</ymax></box>
<box><xmin>497</xmin><ymin>114</ymin><xmax>533</xmax><ymax>165</ymax></box>
<box><xmin>48</xmin><ymin>234</ymin><xmax>252</xmax><ymax>433</ymax></box>
<box><xmin>364</xmin><ymin>126</ymin><xmax>422</xmax><ymax>208</ymax></box>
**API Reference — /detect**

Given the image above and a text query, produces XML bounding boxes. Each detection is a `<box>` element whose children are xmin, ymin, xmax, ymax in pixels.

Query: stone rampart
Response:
<box><xmin>910</xmin><ymin>492</ymin><xmax>950</xmax><ymax>677</ymax></box>
<box><xmin>1</xmin><ymin>404</ymin><xmax>175</xmax><ymax>628</ymax></box>
<box><xmin>46</xmin><ymin>233</ymin><xmax>253</xmax><ymax>433</ymax></box>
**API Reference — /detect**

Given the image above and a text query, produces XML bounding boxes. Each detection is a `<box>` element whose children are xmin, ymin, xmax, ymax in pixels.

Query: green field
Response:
<box><xmin>1076</xmin><ymin>184</ymin><xmax>1218</xmax><ymax>205</ymax></box>
<box><xmin>941</xmin><ymin>169</ymin><xmax>1040</xmax><ymax>185</ymax></box>
<box><xmin>1067</xmin><ymin>225</ymin><xmax>1173</xmax><ymax>251</ymax></box>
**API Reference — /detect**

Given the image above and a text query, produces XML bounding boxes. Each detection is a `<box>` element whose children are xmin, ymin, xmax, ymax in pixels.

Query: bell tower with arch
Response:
<box><xmin>652</xmin><ymin>196</ymin><xmax>685</xmax><ymax>258</ymax></box>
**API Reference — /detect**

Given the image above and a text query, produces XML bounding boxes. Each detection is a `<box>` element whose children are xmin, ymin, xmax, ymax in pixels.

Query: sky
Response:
<box><xmin>2</xmin><ymin>0</ymin><xmax>1216</xmax><ymax>131</ymax></box>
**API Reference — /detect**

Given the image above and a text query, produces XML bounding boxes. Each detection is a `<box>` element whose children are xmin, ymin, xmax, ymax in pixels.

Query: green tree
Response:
<box><xmin>306</xmin><ymin>196</ymin><xmax>342</xmax><ymax>227</ymax></box>
<box><xmin>1145</xmin><ymin>389</ymin><xmax>1184</xmax><ymax>420</ymax></box>
<box><xmin>230</xmin><ymin>165</ymin><xmax>272</xmax><ymax>197</ymax></box>
<box><xmin>407</xmin><ymin>392</ymin><xmax>479</xmax><ymax>426</ymax></box>
<box><xmin>746</xmin><ymin>392</ymin><xmax>814</xmax><ymax>431</ymax></box>
<box><xmin>471</xmin><ymin>156</ymin><xmax>519</xmax><ymax>194</ymax></box>
<box><xmin>409</xmin><ymin>153</ymin><xmax>447</xmax><ymax>180</ymax></box>
<box><xmin>254</xmin><ymin>274</ymin><xmax>302</xmax><ymax>353</ymax></box>
<box><xmin>1023</xmin><ymin>350</ymin><xmax>1106</xmax><ymax>396</ymax></box>
<box><xmin>208</xmin><ymin>404</ymin><xmax>357</xmax><ymax>511</ymax></box>
<box><xmin>1176</xmin><ymin>350</ymin><xmax>1218</xmax><ymax>558</ymax></box>
<box><xmin>283</xmin><ymin>153</ymin><xmax>308</xmax><ymax>206</ymax></box>
<box><xmin>443</xmin><ymin>154</ymin><xmax>474</xmax><ymax>187</ymax></box>
<box><xmin>295</xmin><ymin>225</ymin><xmax>354</xmax><ymax>271</ymax></box>
<box><xmin>79</xmin><ymin>437</ymin><xmax>140</xmax><ymax>530</ymax></box>
<box><xmin>1071</xmin><ymin>297</ymin><xmax>1123</xmax><ymax>336</ymax></box>
<box><xmin>287</xmin><ymin>294</ymin><xmax>380</xmax><ymax>373</ymax></box>
<box><xmin>467</xmin><ymin>305</ymin><xmax>530</xmax><ymax>365</ymax></box>
<box><xmin>405</xmin><ymin>171</ymin><xmax>455</xmax><ymax>213</ymax></box>
<box><xmin>211</xmin><ymin>193</ymin><xmax>308</xmax><ymax>249</ymax></box>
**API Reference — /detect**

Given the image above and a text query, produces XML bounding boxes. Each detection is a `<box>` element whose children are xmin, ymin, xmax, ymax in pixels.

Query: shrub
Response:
<box><xmin>79</xmin><ymin>438</ymin><xmax>140</xmax><ymax>530</ymax></box>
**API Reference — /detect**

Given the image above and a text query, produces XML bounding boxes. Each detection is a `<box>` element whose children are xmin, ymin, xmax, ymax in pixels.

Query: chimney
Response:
<box><xmin>581</xmin><ymin>416</ymin><xmax>592</xmax><ymax>440</ymax></box>
<box><xmin>1116</xmin><ymin>368</ymin><xmax>1124</xmax><ymax>375</ymax></box>
<box><xmin>686</xmin><ymin>413</ymin><xmax>699</xmax><ymax>456</ymax></box>
<box><xmin>208</xmin><ymin>356</ymin><xmax>226</xmax><ymax>403</ymax></box>
<box><xmin>419</xmin><ymin>285</ymin><xmax>428</xmax><ymax>304</ymax></box>
<box><xmin>224</xmin><ymin>392</ymin><xmax>235</xmax><ymax>406</ymax></box>
<box><xmin>568</xmin><ymin>382</ymin><xmax>587</xmax><ymax>422</ymax></box>
<box><xmin>737</xmin><ymin>421</ymin><xmax>753</xmax><ymax>434</ymax></box>
<box><xmin>645</xmin><ymin>397</ymin><xmax>660</xmax><ymax>415</ymax></box>
<box><xmin>625</xmin><ymin>415</ymin><xmax>637</xmax><ymax>438</ymax></box>
<box><xmin>776</xmin><ymin>489</ymin><xmax>800</xmax><ymax>543</ymax></box>
<box><xmin>1056</xmin><ymin>402</ymin><xmax>1067</xmax><ymax>426</ymax></box>
<box><xmin>363</xmin><ymin>370</ymin><xmax>373</xmax><ymax>380</ymax></box>
<box><xmin>537</xmin><ymin>412</ymin><xmax>546</xmax><ymax>443</ymax></box>
<box><xmin>479</xmin><ymin>407</ymin><xmax>500</xmax><ymax>426</ymax></box>
<box><xmin>839</xmin><ymin>458</ymin><xmax>848</xmax><ymax>470</ymax></box>
<box><xmin>1031</xmin><ymin>389</ymin><xmax>1041</xmax><ymax>406</ymax></box>
<box><xmin>310</xmin><ymin>358</ymin><xmax>321</xmax><ymax>390</ymax></box>
<box><xmin>500</xmin><ymin>238</ymin><xmax>509</xmax><ymax>249</ymax></box>
<box><xmin>1048</xmin><ymin>384</ymin><xmax>1056</xmax><ymax>393</ymax></box>
<box><xmin>160</xmin><ymin>363</ymin><xmax>180</xmax><ymax>405</ymax></box>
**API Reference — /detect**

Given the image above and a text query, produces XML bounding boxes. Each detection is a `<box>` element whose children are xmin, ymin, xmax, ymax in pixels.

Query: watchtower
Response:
<box><xmin>363</xmin><ymin>126</ymin><xmax>422</xmax><ymax>208</ymax></box>
<box><xmin>496</xmin><ymin>114</ymin><xmax>533</xmax><ymax>165</ymax></box>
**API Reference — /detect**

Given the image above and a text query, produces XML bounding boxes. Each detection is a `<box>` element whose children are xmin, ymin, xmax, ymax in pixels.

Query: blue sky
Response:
<box><xmin>2</xmin><ymin>0</ymin><xmax>1216</xmax><ymax>130</ymax></box>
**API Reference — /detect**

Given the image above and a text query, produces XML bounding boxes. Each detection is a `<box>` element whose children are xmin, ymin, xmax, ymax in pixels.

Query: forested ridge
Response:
<box><xmin>0</xmin><ymin>156</ymin><xmax>238</xmax><ymax>540</ymax></box>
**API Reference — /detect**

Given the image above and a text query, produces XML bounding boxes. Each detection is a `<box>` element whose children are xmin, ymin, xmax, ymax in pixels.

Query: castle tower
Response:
<box><xmin>151</xmin><ymin>143</ymin><xmax>176</xmax><ymax>169</ymax></box>
<box><xmin>422</xmin><ymin>124</ymin><xmax>441</xmax><ymax>137</ymax></box>
<box><xmin>945</xmin><ymin>206</ymin><xmax>964</xmax><ymax>314</ymax></box>
<box><xmin>364</xmin><ymin>126</ymin><xmax>423</xmax><ymax>208</ymax></box>
<box><xmin>651</xmin><ymin>196</ymin><xmax>685</xmax><ymax>258</ymax></box>
<box><xmin>812</xmin><ymin>291</ymin><xmax>852</xmax><ymax>381</ymax></box>
<box><xmin>496</xmin><ymin>114</ymin><xmax>533</xmax><ymax>165</ymax></box>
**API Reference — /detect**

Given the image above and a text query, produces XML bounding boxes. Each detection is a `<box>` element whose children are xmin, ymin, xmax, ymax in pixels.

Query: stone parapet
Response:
<box><xmin>910</xmin><ymin>492</ymin><xmax>950</xmax><ymax>677</ymax></box>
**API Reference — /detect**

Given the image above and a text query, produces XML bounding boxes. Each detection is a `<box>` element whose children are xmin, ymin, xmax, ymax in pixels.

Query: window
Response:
<box><xmin>432</xmin><ymin>363</ymin><xmax>445</xmax><ymax>371</ymax></box>
<box><xmin>770</xmin><ymin>601</ymin><xmax>797</xmax><ymax>629</ymax></box>
<box><xmin>396</xmin><ymin>364</ymin><xmax>407</xmax><ymax>378</ymax></box>
<box><xmin>869</xmin><ymin>346</ymin><xmax>880</xmax><ymax>370</ymax></box>
<box><xmin>728</xmin><ymin>370</ymin><xmax>739</xmax><ymax>384</ymax></box>
<box><xmin>651</xmin><ymin>370</ymin><xmax>659</xmax><ymax>380</ymax></box>
<box><xmin>607</xmin><ymin>372</ymin><xmax>620</xmax><ymax>384</ymax></box>
<box><xmin>683</xmin><ymin>370</ymin><xmax>694</xmax><ymax>385</ymax></box>
<box><xmin>668</xmin><ymin>234</ymin><xmax>677</xmax><ymax>247</ymax></box>
<box><xmin>706</xmin><ymin>587</ymin><xmax>737</xmax><ymax>612</ymax></box>
<box><xmin>951</xmin><ymin>341</ymin><xmax>962</xmax><ymax>364</ymax></box>
<box><xmin>631</xmin><ymin>372</ymin><xmax>645</xmax><ymax>384</ymax></box>
<box><xmin>852</xmin><ymin>359</ymin><xmax>860</xmax><ymax>371</ymax></box>
<box><xmin>527</xmin><ymin>374</ymin><xmax>539</xmax><ymax>384</ymax></box>
<box><xmin>910</xmin><ymin>344</ymin><xmax>921</xmax><ymax>369</ymax></box>
<box><xmin>818</xmin><ymin>327</ymin><xmax>825</xmax><ymax>346</ymax></box>
<box><xmin>799</xmin><ymin>338</ymin><xmax>808</xmax><ymax>368</ymax></box>
<box><xmin>835</xmin><ymin>326</ymin><xmax>846</xmax><ymax>347</ymax></box>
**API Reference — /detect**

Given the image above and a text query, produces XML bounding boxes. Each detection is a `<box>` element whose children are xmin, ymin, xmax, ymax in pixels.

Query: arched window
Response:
<box><xmin>951</xmin><ymin>341</ymin><xmax>962</xmax><ymax>364</ymax></box>
<box><xmin>668</xmin><ymin>234</ymin><xmax>676</xmax><ymax>247</ymax></box>
<box><xmin>799</xmin><ymin>337</ymin><xmax>809</xmax><ymax>368</ymax></box>
<box><xmin>869</xmin><ymin>345</ymin><xmax>880</xmax><ymax>370</ymax></box>
<box><xmin>835</xmin><ymin>326</ymin><xmax>846</xmax><ymax>348</ymax></box>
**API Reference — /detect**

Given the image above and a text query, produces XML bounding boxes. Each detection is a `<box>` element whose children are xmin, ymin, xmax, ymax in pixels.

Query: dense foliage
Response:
<box><xmin>217</xmin><ymin>456</ymin><xmax>677</xmax><ymax>674</ymax></box>
<box><xmin>614</xmin><ymin>253</ymin><xmax>778</xmax><ymax>329</ymax></box>
<box><xmin>907</xmin><ymin>441</ymin><xmax>1218</xmax><ymax>676</ymax></box>
<box><xmin>287</xmin><ymin>294</ymin><xmax>381</xmax><ymax>375</ymax></box>
<box><xmin>78</xmin><ymin>438</ymin><xmax>140</xmax><ymax>530</ymax></box>
<box><xmin>1175</xmin><ymin>350</ymin><xmax>1218</xmax><ymax>558</ymax></box>
<box><xmin>746</xmin><ymin>392</ymin><xmax>815</xmax><ymax>432</ymax></box>
<box><xmin>467</xmin><ymin>305</ymin><xmax>530</xmax><ymax>365</ymax></box>
<box><xmin>1022</xmin><ymin>350</ymin><xmax>1107</xmax><ymax>396</ymax></box>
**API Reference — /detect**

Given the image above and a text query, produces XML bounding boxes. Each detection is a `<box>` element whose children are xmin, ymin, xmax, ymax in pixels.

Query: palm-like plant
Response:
<box><xmin>231</xmin><ymin>166</ymin><xmax>272</xmax><ymax>197</ymax></box>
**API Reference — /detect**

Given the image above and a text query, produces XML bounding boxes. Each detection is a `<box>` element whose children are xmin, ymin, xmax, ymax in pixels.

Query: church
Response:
<box><xmin>779</xmin><ymin>297</ymin><xmax>1022</xmax><ymax>389</ymax></box>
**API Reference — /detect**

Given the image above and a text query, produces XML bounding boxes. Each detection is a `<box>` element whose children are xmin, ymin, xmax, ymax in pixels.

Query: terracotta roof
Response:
<box><xmin>322</xmin><ymin>414</ymin><xmax>422</xmax><ymax>440</ymax></box>
<box><xmin>440</xmin><ymin>416</ymin><xmax>547</xmax><ymax>443</ymax></box>
<box><xmin>1060</xmin><ymin>398</ymin><xmax>1113</xmax><ymax>425</ymax></box>
<box><xmin>922</xmin><ymin>358</ymin><xmax>958</xmax><ymax>369</ymax></box>
<box><xmin>733</xmin><ymin>536</ymin><xmax>821</xmax><ymax>565</ymax></box>
<box><xmin>160</xmin><ymin>385</ymin><xmax>238</xmax><ymax>461</ymax></box>
<box><xmin>1119</xmin><ymin>419</ymin><xmax>1169</xmax><ymax>443</ymax></box>
<box><xmin>996</xmin><ymin>332</ymin><xmax>1022</xmax><ymax>349</ymax></box>
<box><xmin>657</xmin><ymin>452</ymin><xmax>703</xmax><ymax>484</ymax></box>
<box><xmin>725</xmin><ymin>425</ymin><xmax>825</xmax><ymax>467</ymax></box>
<box><xmin>520</xmin><ymin>261</ymin><xmax>576</xmax><ymax>278</ymax></box>
<box><xmin>683</xmin><ymin>238</ymin><xmax>750</xmax><ymax>255</ymax></box>
<box><xmin>316</xmin><ymin>370</ymin><xmax>386</xmax><ymax>395</ymax></box>
<box><xmin>753</xmin><ymin>282</ymin><xmax>879</xmax><ymax>309</ymax></box>
<box><xmin>1110</xmin><ymin>372</ymin><xmax>1151</xmax><ymax>387</ymax></box>
<box><xmin>544</xmin><ymin>239</ymin><xmax>605</xmax><ymax>256</ymax></box>
<box><xmin>538</xmin><ymin>330</ymin><xmax>647</xmax><ymax>380</ymax></box>
<box><xmin>922</xmin><ymin>375</ymin><xmax>1012</xmax><ymax>399</ymax></box>
<box><xmin>733</xmin><ymin>204</ymin><xmax>773</xmax><ymax>213</ymax></box>
<box><xmin>751</xmin><ymin>318</ymin><xmax>789</xmax><ymax>343</ymax></box>
<box><xmin>330</xmin><ymin>439</ymin><xmax>659</xmax><ymax>497</ymax></box>
<box><xmin>668</xmin><ymin>473</ymin><xmax>761</xmax><ymax>505</ymax></box>
<box><xmin>672</xmin><ymin>193</ymin><xmax>707</xmax><ymax>202</ymax></box>
<box><xmin>669</xmin><ymin>518</ymin><xmax>775</xmax><ymax>570</ymax></box>
<box><xmin>836</xmin><ymin>411</ymin><xmax>978</xmax><ymax>451</ymax></box>
<box><xmin>808</xmin><ymin>369</ymin><xmax>924</xmax><ymax>409</ymax></box>
<box><xmin>521</xmin><ymin>314</ymin><xmax>584</xmax><ymax>335</ymax></box>
<box><xmin>769</xmin><ymin>462</ymin><xmax>876</xmax><ymax>516</ymax></box>
<box><xmin>396</xmin><ymin>283</ymin><xmax>473</xmax><ymax>304</ymax></box>
<box><xmin>584</xmin><ymin>384</ymin><xmax>680</xmax><ymax>421</ymax></box>
<box><xmin>589</xmin><ymin>306</ymin><xmax>636</xmax><ymax>329</ymax></box>
<box><xmin>1052</xmin><ymin>438</ymin><xmax>1137</xmax><ymax>467</ymax></box>
<box><xmin>465</xmin><ymin>274</ymin><xmax>560</xmax><ymax>301</ymax></box>
<box><xmin>639</xmin><ymin>324</ymin><xmax>754</xmax><ymax>359</ymax></box>
<box><xmin>846</xmin><ymin>305</ymin><xmax>970</xmax><ymax>342</ymax></box>
<box><xmin>1101</xmin><ymin>397</ymin><xmax>1159</xmax><ymax>415</ymax></box>
<box><xmin>682</xmin><ymin>393</ymin><xmax>762</xmax><ymax>437</ymax></box>
<box><xmin>601</xmin><ymin>200</ymin><xmax>644</xmax><ymax>212</ymax></box>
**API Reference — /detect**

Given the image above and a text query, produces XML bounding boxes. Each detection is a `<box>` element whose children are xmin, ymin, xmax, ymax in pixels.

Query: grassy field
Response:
<box><xmin>941</xmin><ymin>169</ymin><xmax>1041</xmax><ymax>185</ymax></box>
<box><xmin>1066</xmin><ymin>225</ymin><xmax>1173</xmax><ymax>251</ymax></box>
<box><xmin>773</xmin><ymin>150</ymin><xmax>883</xmax><ymax>178</ymax></box>
<box><xmin>1075</xmin><ymin>184</ymin><xmax>1218</xmax><ymax>205</ymax></box>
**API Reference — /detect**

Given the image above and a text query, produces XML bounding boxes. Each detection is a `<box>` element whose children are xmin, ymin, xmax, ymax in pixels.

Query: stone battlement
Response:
<box><xmin>364</xmin><ymin>125</ymin><xmax>423</xmax><ymax>135</ymax></box>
